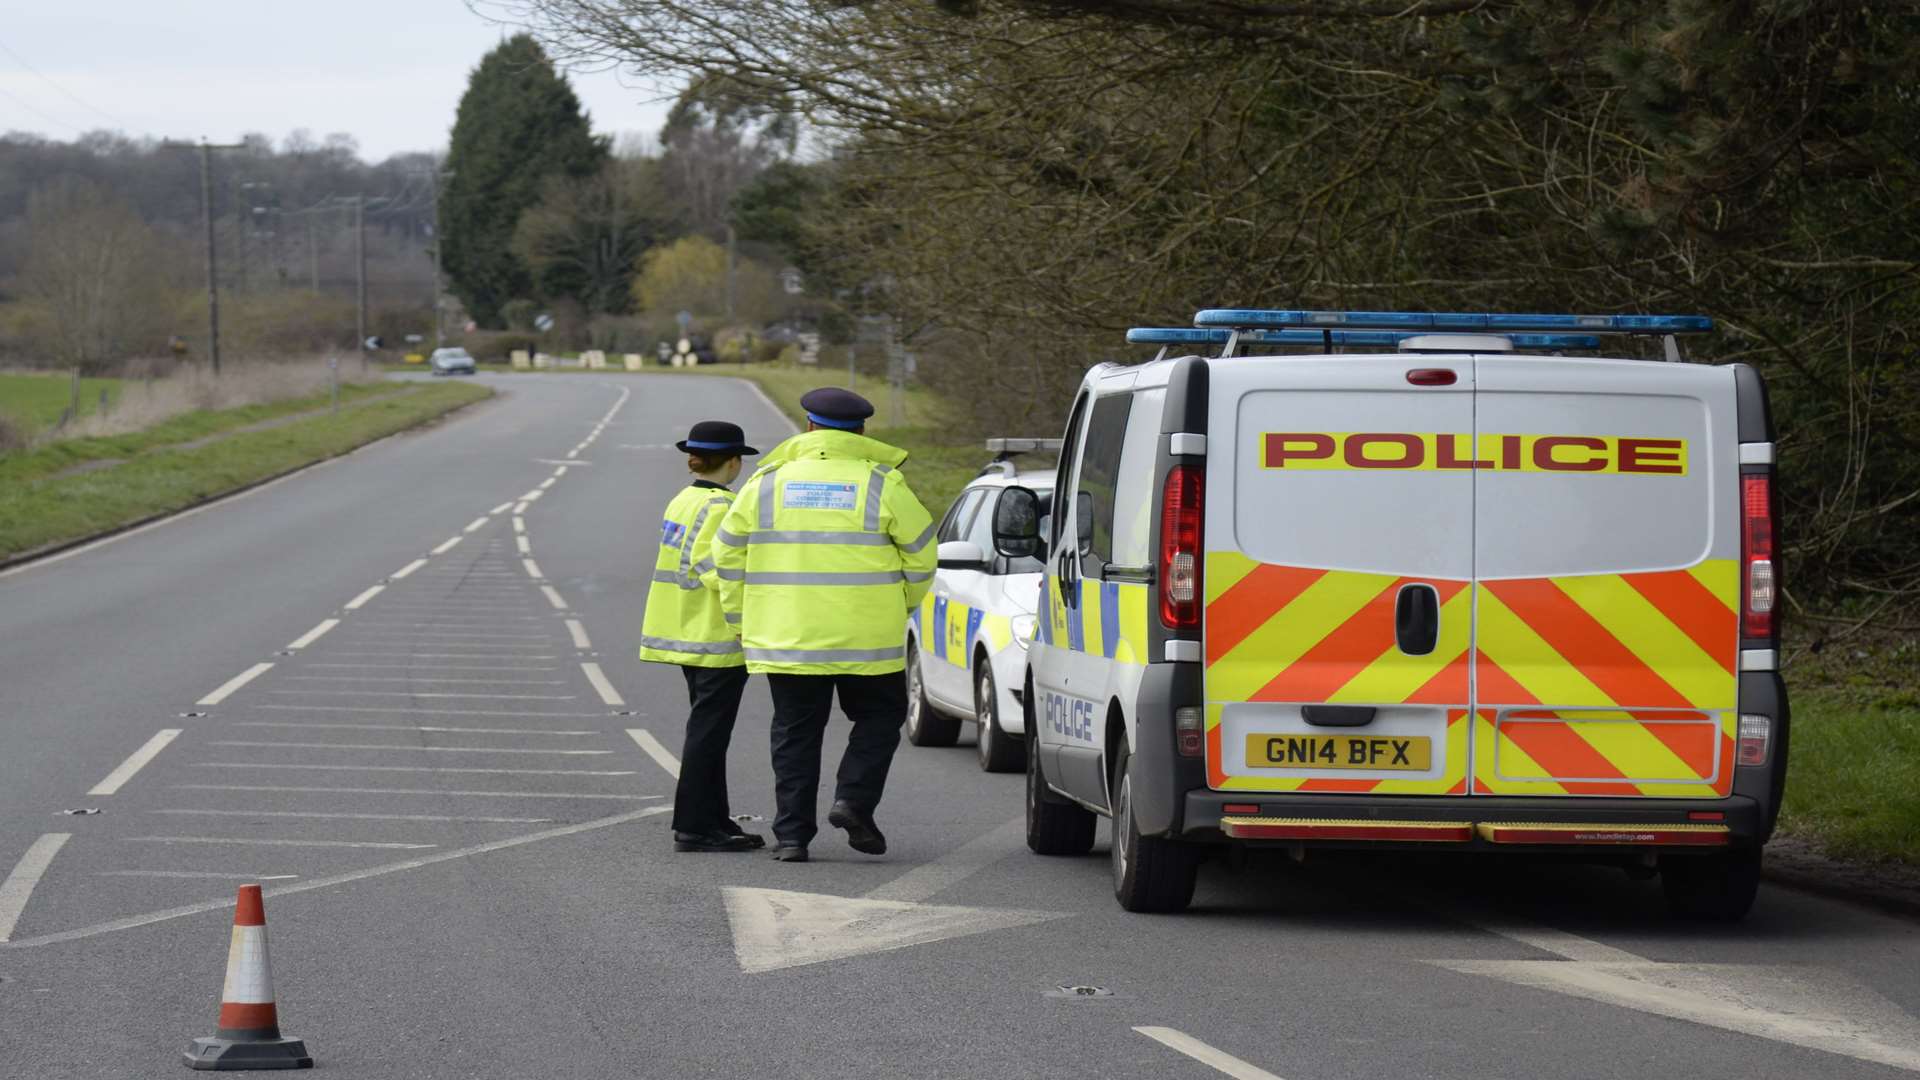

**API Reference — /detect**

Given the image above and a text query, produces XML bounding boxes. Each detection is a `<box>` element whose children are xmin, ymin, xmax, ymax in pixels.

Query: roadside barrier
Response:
<box><xmin>184</xmin><ymin>884</ymin><xmax>313</xmax><ymax>1070</ymax></box>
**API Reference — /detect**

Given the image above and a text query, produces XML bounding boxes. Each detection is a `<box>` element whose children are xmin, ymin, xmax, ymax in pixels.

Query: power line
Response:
<box><xmin>0</xmin><ymin>80</ymin><xmax>78</xmax><ymax>134</ymax></box>
<box><xmin>0</xmin><ymin>37</ymin><xmax>124</xmax><ymax>128</ymax></box>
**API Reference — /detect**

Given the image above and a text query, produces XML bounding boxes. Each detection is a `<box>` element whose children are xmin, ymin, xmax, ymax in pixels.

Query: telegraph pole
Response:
<box><xmin>165</xmin><ymin>139</ymin><xmax>245</xmax><ymax>375</ymax></box>
<box><xmin>428</xmin><ymin>169</ymin><xmax>453</xmax><ymax>347</ymax></box>
<box><xmin>354</xmin><ymin>195</ymin><xmax>368</xmax><ymax>370</ymax></box>
<box><xmin>306</xmin><ymin>214</ymin><xmax>319</xmax><ymax>293</ymax></box>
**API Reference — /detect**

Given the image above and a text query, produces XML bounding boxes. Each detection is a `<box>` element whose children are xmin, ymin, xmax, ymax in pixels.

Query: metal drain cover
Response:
<box><xmin>1044</xmin><ymin>985</ymin><xmax>1115</xmax><ymax>999</ymax></box>
<box><xmin>178</xmin><ymin>711</ymin><xmax>208</xmax><ymax>718</ymax></box>
<box><xmin>59</xmin><ymin>808</ymin><xmax>101</xmax><ymax>816</ymax></box>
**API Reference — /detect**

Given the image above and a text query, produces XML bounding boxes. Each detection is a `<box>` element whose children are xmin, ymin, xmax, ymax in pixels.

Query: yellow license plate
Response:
<box><xmin>1245</xmin><ymin>733</ymin><xmax>1431</xmax><ymax>771</ymax></box>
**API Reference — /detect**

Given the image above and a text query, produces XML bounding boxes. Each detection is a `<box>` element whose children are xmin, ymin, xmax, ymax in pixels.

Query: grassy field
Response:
<box><xmin>0</xmin><ymin>381</ymin><xmax>490</xmax><ymax>561</ymax></box>
<box><xmin>1778</xmin><ymin>688</ymin><xmax>1920</xmax><ymax>865</ymax></box>
<box><xmin>0</xmin><ymin>372</ymin><xmax>125</xmax><ymax>434</ymax></box>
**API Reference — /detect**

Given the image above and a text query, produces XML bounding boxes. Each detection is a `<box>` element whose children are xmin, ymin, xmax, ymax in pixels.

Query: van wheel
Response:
<box><xmin>1110</xmin><ymin>744</ymin><xmax>1198</xmax><ymax>913</ymax></box>
<box><xmin>904</xmin><ymin>639</ymin><xmax>959</xmax><ymax>747</ymax></box>
<box><xmin>1026</xmin><ymin>734</ymin><xmax>1095</xmax><ymax>855</ymax></box>
<box><xmin>974</xmin><ymin>660</ymin><xmax>1024</xmax><ymax>773</ymax></box>
<box><xmin>1661</xmin><ymin>847</ymin><xmax>1762</xmax><ymax>921</ymax></box>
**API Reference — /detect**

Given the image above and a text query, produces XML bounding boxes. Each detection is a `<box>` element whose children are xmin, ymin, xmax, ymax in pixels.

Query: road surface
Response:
<box><xmin>2</xmin><ymin>372</ymin><xmax>1917</xmax><ymax>1079</ymax></box>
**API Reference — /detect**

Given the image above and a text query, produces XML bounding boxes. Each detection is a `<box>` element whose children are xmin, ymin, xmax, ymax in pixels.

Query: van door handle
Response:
<box><xmin>1395</xmin><ymin>583</ymin><xmax>1440</xmax><ymax>656</ymax></box>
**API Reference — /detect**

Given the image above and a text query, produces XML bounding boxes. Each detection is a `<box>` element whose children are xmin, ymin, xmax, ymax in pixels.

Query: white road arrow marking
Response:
<box><xmin>1436</xmin><ymin>922</ymin><xmax>1920</xmax><ymax>1073</ymax></box>
<box><xmin>723</xmin><ymin>818</ymin><xmax>1063</xmax><ymax>974</ymax></box>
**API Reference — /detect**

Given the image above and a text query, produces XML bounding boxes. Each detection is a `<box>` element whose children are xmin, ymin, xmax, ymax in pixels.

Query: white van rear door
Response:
<box><xmin>1203</xmin><ymin>355</ymin><xmax>1475</xmax><ymax>796</ymax></box>
<box><xmin>1471</xmin><ymin>357</ymin><xmax>1741</xmax><ymax>799</ymax></box>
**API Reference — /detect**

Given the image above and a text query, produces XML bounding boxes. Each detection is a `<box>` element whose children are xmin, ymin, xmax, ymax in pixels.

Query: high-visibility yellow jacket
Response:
<box><xmin>638</xmin><ymin>481</ymin><xmax>745</xmax><ymax>668</ymax></box>
<box><xmin>714</xmin><ymin>430</ymin><xmax>937</xmax><ymax>675</ymax></box>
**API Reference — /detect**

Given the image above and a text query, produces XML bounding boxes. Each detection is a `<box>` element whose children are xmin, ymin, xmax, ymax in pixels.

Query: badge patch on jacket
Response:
<box><xmin>782</xmin><ymin>481</ymin><xmax>859</xmax><ymax>511</ymax></box>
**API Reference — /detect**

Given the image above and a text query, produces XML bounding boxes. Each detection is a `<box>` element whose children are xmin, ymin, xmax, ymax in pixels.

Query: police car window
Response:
<box><xmin>1110</xmin><ymin>388</ymin><xmax>1164</xmax><ymax>567</ymax></box>
<box><xmin>998</xmin><ymin>486</ymin><xmax>1050</xmax><ymax>575</ymax></box>
<box><xmin>1074</xmin><ymin>393</ymin><xmax>1134</xmax><ymax>569</ymax></box>
<box><xmin>939</xmin><ymin>490</ymin><xmax>986</xmax><ymax>544</ymax></box>
<box><xmin>1050</xmin><ymin>393</ymin><xmax>1091</xmax><ymax>550</ymax></box>
<box><xmin>963</xmin><ymin>489</ymin><xmax>999</xmax><ymax>552</ymax></box>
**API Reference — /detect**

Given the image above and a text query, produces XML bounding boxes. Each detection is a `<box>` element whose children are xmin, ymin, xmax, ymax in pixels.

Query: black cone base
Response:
<box><xmin>185</xmin><ymin>1034</ymin><xmax>313</xmax><ymax>1070</ymax></box>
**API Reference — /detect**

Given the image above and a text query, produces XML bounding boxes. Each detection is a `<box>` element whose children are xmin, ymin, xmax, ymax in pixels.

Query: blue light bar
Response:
<box><xmin>1191</xmin><ymin>309</ymin><xmax>1713</xmax><ymax>334</ymax></box>
<box><xmin>1124</xmin><ymin>327</ymin><xmax>1603</xmax><ymax>349</ymax></box>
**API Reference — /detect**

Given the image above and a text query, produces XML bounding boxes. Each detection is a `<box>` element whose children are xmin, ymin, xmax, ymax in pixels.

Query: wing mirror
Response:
<box><xmin>992</xmin><ymin>486</ymin><xmax>1046</xmax><ymax>560</ymax></box>
<box><xmin>936</xmin><ymin>540</ymin><xmax>988</xmax><ymax>570</ymax></box>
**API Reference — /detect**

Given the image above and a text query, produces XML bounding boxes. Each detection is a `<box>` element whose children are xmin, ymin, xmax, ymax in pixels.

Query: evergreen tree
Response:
<box><xmin>443</xmin><ymin>35</ymin><xmax>608</xmax><ymax>327</ymax></box>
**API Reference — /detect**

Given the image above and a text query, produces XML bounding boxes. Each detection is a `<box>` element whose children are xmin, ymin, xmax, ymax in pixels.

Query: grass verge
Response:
<box><xmin>0</xmin><ymin>381</ymin><xmax>491</xmax><ymax>561</ymax></box>
<box><xmin>1778</xmin><ymin>688</ymin><xmax>1920</xmax><ymax>865</ymax></box>
<box><xmin>0</xmin><ymin>372</ymin><xmax>124</xmax><ymax>433</ymax></box>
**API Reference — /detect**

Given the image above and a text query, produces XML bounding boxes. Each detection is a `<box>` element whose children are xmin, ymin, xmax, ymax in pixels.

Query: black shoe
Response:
<box><xmin>722</xmin><ymin>820</ymin><xmax>767</xmax><ymax>849</ymax></box>
<box><xmin>674</xmin><ymin>831</ymin><xmax>757</xmax><ymax>853</ymax></box>
<box><xmin>827</xmin><ymin>800</ymin><xmax>886</xmax><ymax>855</ymax></box>
<box><xmin>768</xmin><ymin>844</ymin><xmax>809</xmax><ymax>862</ymax></box>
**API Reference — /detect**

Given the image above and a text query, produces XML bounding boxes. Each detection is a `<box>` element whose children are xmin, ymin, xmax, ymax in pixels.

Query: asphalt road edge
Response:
<box><xmin>0</xmin><ymin>386</ymin><xmax>497</xmax><ymax>577</ymax></box>
<box><xmin>1763</xmin><ymin>834</ymin><xmax>1920</xmax><ymax>922</ymax></box>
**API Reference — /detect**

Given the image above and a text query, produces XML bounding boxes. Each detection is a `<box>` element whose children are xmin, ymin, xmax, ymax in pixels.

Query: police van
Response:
<box><xmin>905</xmin><ymin>440</ymin><xmax>1057</xmax><ymax>773</ymax></box>
<box><xmin>990</xmin><ymin>309</ymin><xmax>1785</xmax><ymax>918</ymax></box>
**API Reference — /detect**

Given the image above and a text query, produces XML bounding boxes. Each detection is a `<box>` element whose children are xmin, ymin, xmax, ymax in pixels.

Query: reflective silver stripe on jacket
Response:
<box><xmin>740</xmin><ymin>529</ymin><xmax>892</xmax><ymax>547</ymax></box>
<box><xmin>677</xmin><ymin>496</ymin><xmax>730</xmax><ymax>582</ymax></box>
<box><xmin>639</xmin><ymin>635</ymin><xmax>742</xmax><ymax>656</ymax></box>
<box><xmin>745</xmin><ymin>645</ymin><xmax>905</xmax><ymax>664</ymax></box>
<box><xmin>744</xmin><ymin>570</ymin><xmax>909</xmax><ymax>586</ymax></box>
<box><xmin>758</xmin><ymin>467</ymin><xmax>780</xmax><ymax>529</ymax></box>
<box><xmin>722</xmin><ymin>611</ymin><xmax>741</xmax><ymax>625</ymax></box>
<box><xmin>715</xmin><ymin>567</ymin><xmax>746</xmax><ymax>581</ymax></box>
<box><xmin>903</xmin><ymin>569</ymin><xmax>934</xmax><ymax>583</ymax></box>
<box><xmin>652</xmin><ymin>568</ymin><xmax>701</xmax><ymax>590</ymax></box>
<box><xmin>900</xmin><ymin>522</ymin><xmax>937</xmax><ymax>554</ymax></box>
<box><xmin>691</xmin><ymin>557</ymin><xmax>717</xmax><ymax>576</ymax></box>
<box><xmin>716</xmin><ymin>528</ymin><xmax>747</xmax><ymax>547</ymax></box>
<box><xmin>863</xmin><ymin>465</ymin><xmax>891</xmax><ymax>532</ymax></box>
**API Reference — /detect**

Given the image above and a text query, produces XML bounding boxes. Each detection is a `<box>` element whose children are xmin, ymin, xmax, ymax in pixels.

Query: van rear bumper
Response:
<box><xmin>1180</xmin><ymin>791</ymin><xmax>1767</xmax><ymax>851</ymax></box>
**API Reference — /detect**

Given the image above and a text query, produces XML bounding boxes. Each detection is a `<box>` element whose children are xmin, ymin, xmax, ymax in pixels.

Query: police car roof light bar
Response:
<box><xmin>1124</xmin><ymin>327</ymin><xmax>1604</xmax><ymax>350</ymax></box>
<box><xmin>1188</xmin><ymin>310</ymin><xmax>1713</xmax><ymax>335</ymax></box>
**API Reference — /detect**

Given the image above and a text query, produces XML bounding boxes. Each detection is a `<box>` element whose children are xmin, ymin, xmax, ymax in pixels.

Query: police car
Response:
<box><xmin>991</xmin><ymin>310</ymin><xmax>1785</xmax><ymax>919</ymax></box>
<box><xmin>904</xmin><ymin>440</ymin><xmax>1057</xmax><ymax>772</ymax></box>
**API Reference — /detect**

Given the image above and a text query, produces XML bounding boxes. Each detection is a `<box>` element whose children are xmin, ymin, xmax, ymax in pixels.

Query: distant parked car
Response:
<box><xmin>429</xmin><ymin>347</ymin><xmax>476</xmax><ymax>375</ymax></box>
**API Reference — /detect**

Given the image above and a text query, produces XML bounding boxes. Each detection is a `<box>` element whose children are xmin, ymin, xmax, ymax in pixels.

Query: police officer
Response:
<box><xmin>713</xmin><ymin>388</ymin><xmax>937</xmax><ymax>862</ymax></box>
<box><xmin>640</xmin><ymin>420</ymin><xmax>765</xmax><ymax>853</ymax></box>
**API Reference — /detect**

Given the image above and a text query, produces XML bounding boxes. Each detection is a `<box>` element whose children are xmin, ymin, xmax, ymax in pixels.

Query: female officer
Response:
<box><xmin>639</xmin><ymin>420</ymin><xmax>763</xmax><ymax>852</ymax></box>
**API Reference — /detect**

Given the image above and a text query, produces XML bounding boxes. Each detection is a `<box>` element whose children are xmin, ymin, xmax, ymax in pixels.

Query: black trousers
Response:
<box><xmin>673</xmin><ymin>664</ymin><xmax>751</xmax><ymax>835</ymax></box>
<box><xmin>766</xmin><ymin>671</ymin><xmax>907</xmax><ymax>847</ymax></box>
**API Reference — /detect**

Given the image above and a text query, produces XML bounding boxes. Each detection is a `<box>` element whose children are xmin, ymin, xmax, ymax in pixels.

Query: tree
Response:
<box><xmin>21</xmin><ymin>176</ymin><xmax>178</xmax><ymax>369</ymax></box>
<box><xmin>631</xmin><ymin>234</ymin><xmax>781</xmax><ymax>324</ymax></box>
<box><xmin>442</xmin><ymin>34</ymin><xmax>608</xmax><ymax>327</ymax></box>
<box><xmin>510</xmin><ymin>158</ymin><xmax>671</xmax><ymax>316</ymax></box>
<box><xmin>657</xmin><ymin>75</ymin><xmax>797</xmax><ymax>237</ymax></box>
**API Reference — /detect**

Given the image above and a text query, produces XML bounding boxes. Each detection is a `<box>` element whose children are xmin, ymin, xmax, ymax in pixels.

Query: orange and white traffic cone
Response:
<box><xmin>184</xmin><ymin>884</ymin><xmax>313</xmax><ymax>1070</ymax></box>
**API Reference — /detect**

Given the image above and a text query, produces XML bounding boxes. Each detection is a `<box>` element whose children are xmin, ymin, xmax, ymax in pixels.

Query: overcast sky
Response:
<box><xmin>0</xmin><ymin>2</ymin><xmax>672</xmax><ymax>161</ymax></box>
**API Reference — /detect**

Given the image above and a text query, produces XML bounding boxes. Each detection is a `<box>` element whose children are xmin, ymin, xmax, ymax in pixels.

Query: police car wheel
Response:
<box><xmin>1110</xmin><ymin>744</ymin><xmax>1198</xmax><ymax>913</ymax></box>
<box><xmin>973</xmin><ymin>660</ymin><xmax>1024</xmax><ymax>773</ymax></box>
<box><xmin>1026</xmin><ymin>730</ymin><xmax>1095</xmax><ymax>856</ymax></box>
<box><xmin>1660</xmin><ymin>847</ymin><xmax>1761</xmax><ymax>922</ymax></box>
<box><xmin>904</xmin><ymin>638</ymin><xmax>961</xmax><ymax>747</ymax></box>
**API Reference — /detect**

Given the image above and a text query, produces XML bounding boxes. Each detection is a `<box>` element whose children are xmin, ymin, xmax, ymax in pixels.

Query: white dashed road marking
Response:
<box><xmin>1133</xmin><ymin>1028</ymin><xmax>1286</xmax><ymax>1080</ymax></box>
<box><xmin>581</xmin><ymin>662</ymin><xmax>625</xmax><ymax>706</ymax></box>
<box><xmin>198</xmin><ymin>662</ymin><xmax>274</xmax><ymax>706</ymax></box>
<box><xmin>389</xmin><ymin>558</ymin><xmax>428</xmax><ymax>580</ymax></box>
<box><xmin>431</xmin><ymin>536</ymin><xmax>463</xmax><ymax>555</ymax></box>
<box><xmin>522</xmin><ymin>558</ymin><xmax>544</xmax><ymax>579</ymax></box>
<box><xmin>194</xmin><ymin>763</ymin><xmax>634</xmax><ymax>776</ymax></box>
<box><xmin>344</xmin><ymin>584</ymin><xmax>385</xmax><ymax>610</ymax></box>
<box><xmin>625</xmin><ymin>728</ymin><xmax>680</xmax><ymax>779</ymax></box>
<box><xmin>87</xmin><ymin>729</ymin><xmax>184</xmax><ymax>795</ymax></box>
<box><xmin>285</xmin><ymin>619</ymin><xmax>339</xmax><ymax>650</ymax></box>
<box><xmin>565</xmin><ymin>619</ymin><xmax>591</xmax><ymax>648</ymax></box>
<box><xmin>463</xmin><ymin>516</ymin><xmax>489</xmax><ymax>533</ymax></box>
<box><xmin>541</xmin><ymin>586</ymin><xmax>569</xmax><ymax>610</ymax></box>
<box><xmin>154</xmin><ymin>809</ymin><xmax>554</xmax><ymax>824</ymax></box>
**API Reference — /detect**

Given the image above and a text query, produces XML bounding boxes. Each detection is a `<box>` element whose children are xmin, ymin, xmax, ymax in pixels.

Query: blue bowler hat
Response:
<box><xmin>801</xmin><ymin>387</ymin><xmax>875</xmax><ymax>430</ymax></box>
<box><xmin>675</xmin><ymin>420</ymin><xmax>758</xmax><ymax>456</ymax></box>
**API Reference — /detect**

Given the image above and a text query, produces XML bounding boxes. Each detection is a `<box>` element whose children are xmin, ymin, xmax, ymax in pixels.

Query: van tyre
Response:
<box><xmin>974</xmin><ymin>659</ymin><xmax>1024</xmax><ymax>773</ymax></box>
<box><xmin>904</xmin><ymin>638</ymin><xmax>960</xmax><ymax>747</ymax></box>
<box><xmin>1661</xmin><ymin>847</ymin><xmax>1761</xmax><ymax>922</ymax></box>
<box><xmin>1026</xmin><ymin>733</ymin><xmax>1095</xmax><ymax>855</ymax></box>
<box><xmin>1110</xmin><ymin>744</ymin><xmax>1198</xmax><ymax>913</ymax></box>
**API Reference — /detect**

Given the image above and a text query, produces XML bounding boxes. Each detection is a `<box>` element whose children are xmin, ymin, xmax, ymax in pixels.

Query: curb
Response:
<box><xmin>1764</xmin><ymin>836</ymin><xmax>1920</xmax><ymax>922</ymax></box>
<box><xmin>0</xmin><ymin>388</ymin><xmax>495</xmax><ymax>577</ymax></box>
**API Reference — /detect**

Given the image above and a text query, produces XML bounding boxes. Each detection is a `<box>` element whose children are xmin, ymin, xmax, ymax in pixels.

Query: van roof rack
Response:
<box><xmin>1124</xmin><ymin>327</ymin><xmax>1602</xmax><ymax>350</ymax></box>
<box><xmin>1190</xmin><ymin>309</ymin><xmax>1713</xmax><ymax>334</ymax></box>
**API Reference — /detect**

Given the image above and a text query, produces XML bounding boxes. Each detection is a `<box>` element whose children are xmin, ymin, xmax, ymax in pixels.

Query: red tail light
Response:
<box><xmin>1741</xmin><ymin>473</ymin><xmax>1775</xmax><ymax>639</ymax></box>
<box><xmin>1159</xmin><ymin>464</ymin><xmax>1203</xmax><ymax>629</ymax></box>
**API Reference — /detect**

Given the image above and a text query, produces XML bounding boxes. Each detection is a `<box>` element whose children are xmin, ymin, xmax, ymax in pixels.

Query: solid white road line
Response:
<box><xmin>87</xmin><ymin>729</ymin><xmax>184</xmax><ymax>795</ymax></box>
<box><xmin>195</xmin><ymin>763</ymin><xmax>635</xmax><ymax>776</ymax></box>
<box><xmin>513</xmin><ymin>516</ymin><xmax>526</xmax><ymax>534</ymax></box>
<box><xmin>307</xmin><ymin>653</ymin><xmax>564</xmax><ymax>662</ymax></box>
<box><xmin>1133</xmin><ymin>1028</ymin><xmax>1286</xmax><ymax>1080</ymax></box>
<box><xmin>210</xmin><ymin>741</ymin><xmax>611</xmax><ymax>755</ymax></box>
<box><xmin>581</xmin><ymin>662</ymin><xmax>625</xmax><ymax>706</ymax></box>
<box><xmin>238</xmin><ymin>721</ymin><xmax>598</xmax><ymax>735</ymax></box>
<box><xmin>389</xmin><ymin>558</ymin><xmax>428</xmax><ymax>581</ymax></box>
<box><xmin>625</xmin><ymin>728</ymin><xmax>680</xmax><ymax>779</ymax></box>
<box><xmin>286</xmin><ymin>619</ymin><xmax>340</xmax><ymax>650</ymax></box>
<box><xmin>431</xmin><ymin>536</ymin><xmax>463</xmax><ymax>555</ymax></box>
<box><xmin>522</xmin><ymin>558</ymin><xmax>544</xmax><ymax>579</ymax></box>
<box><xmin>489</xmin><ymin>501</ymin><xmax>513</xmax><ymax>514</ymax></box>
<box><xmin>267</xmin><ymin>691</ymin><xmax>578</xmax><ymax>700</ymax></box>
<box><xmin>344</xmin><ymin>584</ymin><xmax>385</xmax><ymax>610</ymax></box>
<box><xmin>0</xmin><ymin>834</ymin><xmax>70</xmax><ymax>942</ymax></box>
<box><xmin>541</xmin><ymin>586</ymin><xmax>568</xmax><ymax>610</ymax></box>
<box><xmin>516</xmin><ymin>535</ymin><xmax>532</xmax><ymax>555</ymax></box>
<box><xmin>1</xmin><ymin>806</ymin><xmax>671</xmax><ymax>950</ymax></box>
<box><xmin>564</xmin><ymin>619</ymin><xmax>591</xmax><ymax>648</ymax></box>
<box><xmin>295</xmin><ymin>662</ymin><xmax>558</xmax><ymax>671</ymax></box>
<box><xmin>177</xmin><ymin>784</ymin><xmax>658</xmax><ymax>800</ymax></box>
<box><xmin>281</xmin><ymin>675</ymin><xmax>565</xmax><ymax>684</ymax></box>
<box><xmin>99</xmin><ymin>871</ymin><xmax>298</xmax><ymax>880</ymax></box>
<box><xmin>154</xmin><ymin>809</ymin><xmax>553</xmax><ymax>824</ymax></box>
<box><xmin>463</xmin><ymin>516</ymin><xmax>489</xmax><ymax>533</ymax></box>
<box><xmin>126</xmin><ymin>836</ymin><xmax>436</xmax><ymax>850</ymax></box>
<box><xmin>198</xmin><ymin>663</ymin><xmax>274</xmax><ymax>706</ymax></box>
